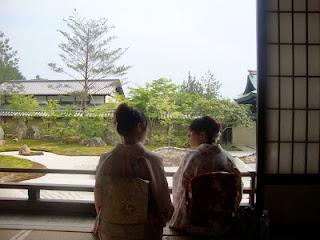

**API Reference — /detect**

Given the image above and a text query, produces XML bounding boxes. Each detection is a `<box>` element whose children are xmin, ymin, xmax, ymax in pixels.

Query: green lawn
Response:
<box><xmin>0</xmin><ymin>139</ymin><xmax>240</xmax><ymax>156</ymax></box>
<box><xmin>0</xmin><ymin>155</ymin><xmax>33</xmax><ymax>168</ymax></box>
<box><xmin>0</xmin><ymin>155</ymin><xmax>33</xmax><ymax>177</ymax></box>
<box><xmin>0</xmin><ymin>155</ymin><xmax>46</xmax><ymax>181</ymax></box>
<box><xmin>0</xmin><ymin>139</ymin><xmax>161</xmax><ymax>156</ymax></box>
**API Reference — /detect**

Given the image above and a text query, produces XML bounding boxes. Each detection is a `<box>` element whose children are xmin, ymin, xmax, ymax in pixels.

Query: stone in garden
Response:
<box><xmin>19</xmin><ymin>144</ymin><xmax>31</xmax><ymax>155</ymax></box>
<box><xmin>16</xmin><ymin>121</ymin><xmax>27</xmax><ymax>140</ymax></box>
<box><xmin>80</xmin><ymin>137</ymin><xmax>106</xmax><ymax>147</ymax></box>
<box><xmin>91</xmin><ymin>137</ymin><xmax>106</xmax><ymax>147</ymax></box>
<box><xmin>64</xmin><ymin>136</ymin><xmax>80</xmax><ymax>144</ymax></box>
<box><xmin>103</xmin><ymin>128</ymin><xmax>119</xmax><ymax>145</ymax></box>
<box><xmin>80</xmin><ymin>139</ymin><xmax>90</xmax><ymax>146</ymax></box>
<box><xmin>0</xmin><ymin>126</ymin><xmax>4</xmax><ymax>140</ymax></box>
<box><xmin>0</xmin><ymin>140</ymin><xmax>5</xmax><ymax>145</ymax></box>
<box><xmin>26</xmin><ymin>125</ymin><xmax>41</xmax><ymax>139</ymax></box>
<box><xmin>40</xmin><ymin>135</ymin><xmax>57</xmax><ymax>141</ymax></box>
<box><xmin>153</xmin><ymin>147</ymin><xmax>187</xmax><ymax>167</ymax></box>
<box><xmin>102</xmin><ymin>133</ymin><xmax>113</xmax><ymax>145</ymax></box>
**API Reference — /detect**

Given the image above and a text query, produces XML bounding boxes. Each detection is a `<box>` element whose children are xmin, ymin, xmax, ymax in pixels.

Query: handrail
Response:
<box><xmin>0</xmin><ymin>168</ymin><xmax>256</xmax><ymax>206</ymax></box>
<box><xmin>0</xmin><ymin>168</ymin><xmax>96</xmax><ymax>175</ymax></box>
<box><xmin>0</xmin><ymin>167</ymin><xmax>255</xmax><ymax>175</ymax></box>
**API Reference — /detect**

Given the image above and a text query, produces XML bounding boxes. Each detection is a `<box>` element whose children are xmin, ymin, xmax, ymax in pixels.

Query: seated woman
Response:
<box><xmin>169</xmin><ymin>116</ymin><xmax>242</xmax><ymax>231</ymax></box>
<box><xmin>94</xmin><ymin>103</ymin><xmax>173</xmax><ymax>240</ymax></box>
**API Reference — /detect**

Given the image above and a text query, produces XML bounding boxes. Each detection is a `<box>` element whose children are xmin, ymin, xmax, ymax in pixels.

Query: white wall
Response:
<box><xmin>91</xmin><ymin>95</ymin><xmax>105</xmax><ymax>105</ymax></box>
<box><xmin>35</xmin><ymin>96</ymin><xmax>47</xmax><ymax>104</ymax></box>
<box><xmin>232</xmin><ymin>125</ymin><xmax>256</xmax><ymax>146</ymax></box>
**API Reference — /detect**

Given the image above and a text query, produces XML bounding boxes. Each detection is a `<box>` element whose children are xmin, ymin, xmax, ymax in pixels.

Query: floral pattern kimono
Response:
<box><xmin>169</xmin><ymin>143</ymin><xmax>242</xmax><ymax>230</ymax></box>
<box><xmin>94</xmin><ymin>143</ymin><xmax>173</xmax><ymax>240</ymax></box>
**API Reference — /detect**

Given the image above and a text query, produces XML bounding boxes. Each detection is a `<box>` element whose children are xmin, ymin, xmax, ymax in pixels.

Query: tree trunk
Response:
<box><xmin>81</xmin><ymin>29</ymin><xmax>90</xmax><ymax>111</ymax></box>
<box><xmin>166</xmin><ymin>124</ymin><xmax>172</xmax><ymax>146</ymax></box>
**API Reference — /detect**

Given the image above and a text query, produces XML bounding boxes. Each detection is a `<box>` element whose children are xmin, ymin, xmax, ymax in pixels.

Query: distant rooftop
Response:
<box><xmin>234</xmin><ymin>70</ymin><xmax>257</xmax><ymax>104</ymax></box>
<box><xmin>0</xmin><ymin>79</ymin><xmax>123</xmax><ymax>96</ymax></box>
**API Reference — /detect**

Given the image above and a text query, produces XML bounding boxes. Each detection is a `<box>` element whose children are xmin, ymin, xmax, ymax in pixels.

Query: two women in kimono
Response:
<box><xmin>94</xmin><ymin>104</ymin><xmax>241</xmax><ymax>239</ymax></box>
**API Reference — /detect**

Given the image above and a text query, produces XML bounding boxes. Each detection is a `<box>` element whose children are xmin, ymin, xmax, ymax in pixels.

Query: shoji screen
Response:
<box><xmin>258</xmin><ymin>0</ymin><xmax>320</xmax><ymax>225</ymax></box>
<box><xmin>265</xmin><ymin>0</ymin><xmax>320</xmax><ymax>175</ymax></box>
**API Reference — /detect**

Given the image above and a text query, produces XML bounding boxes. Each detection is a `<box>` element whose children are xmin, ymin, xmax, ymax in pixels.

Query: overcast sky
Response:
<box><xmin>0</xmin><ymin>0</ymin><xmax>256</xmax><ymax>99</ymax></box>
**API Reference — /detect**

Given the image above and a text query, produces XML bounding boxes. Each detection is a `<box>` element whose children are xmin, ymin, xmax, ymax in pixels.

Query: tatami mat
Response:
<box><xmin>0</xmin><ymin>213</ymin><xmax>95</xmax><ymax>232</ymax></box>
<box><xmin>0</xmin><ymin>214</ymin><xmax>189</xmax><ymax>239</ymax></box>
<box><xmin>0</xmin><ymin>229</ymin><xmax>97</xmax><ymax>240</ymax></box>
<box><xmin>0</xmin><ymin>229</ymin><xmax>22</xmax><ymax>239</ymax></box>
<box><xmin>24</xmin><ymin>231</ymin><xmax>97</xmax><ymax>240</ymax></box>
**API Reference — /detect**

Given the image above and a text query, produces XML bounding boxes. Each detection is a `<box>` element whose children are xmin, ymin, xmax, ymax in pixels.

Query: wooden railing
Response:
<box><xmin>0</xmin><ymin>168</ymin><xmax>256</xmax><ymax>214</ymax></box>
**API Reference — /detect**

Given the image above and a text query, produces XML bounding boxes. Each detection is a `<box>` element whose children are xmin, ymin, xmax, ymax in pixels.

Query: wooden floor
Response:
<box><xmin>0</xmin><ymin>230</ymin><xmax>97</xmax><ymax>240</ymax></box>
<box><xmin>0</xmin><ymin>213</ymin><xmax>189</xmax><ymax>240</ymax></box>
<box><xmin>1</xmin><ymin>213</ymin><xmax>317</xmax><ymax>240</ymax></box>
<box><xmin>0</xmin><ymin>229</ymin><xmax>195</xmax><ymax>240</ymax></box>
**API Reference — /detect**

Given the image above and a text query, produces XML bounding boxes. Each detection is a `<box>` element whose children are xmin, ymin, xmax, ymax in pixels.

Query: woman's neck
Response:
<box><xmin>123</xmin><ymin>137</ymin><xmax>139</xmax><ymax>145</ymax></box>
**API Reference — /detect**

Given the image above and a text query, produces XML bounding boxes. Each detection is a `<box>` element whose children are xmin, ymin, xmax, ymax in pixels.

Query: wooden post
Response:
<box><xmin>28</xmin><ymin>188</ymin><xmax>40</xmax><ymax>201</ymax></box>
<box><xmin>249</xmin><ymin>172</ymin><xmax>256</xmax><ymax>206</ymax></box>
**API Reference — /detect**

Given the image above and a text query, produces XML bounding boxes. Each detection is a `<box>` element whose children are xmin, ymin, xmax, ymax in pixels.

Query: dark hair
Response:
<box><xmin>189</xmin><ymin>116</ymin><xmax>221</xmax><ymax>144</ymax></box>
<box><xmin>114</xmin><ymin>103</ymin><xmax>147</xmax><ymax>137</ymax></box>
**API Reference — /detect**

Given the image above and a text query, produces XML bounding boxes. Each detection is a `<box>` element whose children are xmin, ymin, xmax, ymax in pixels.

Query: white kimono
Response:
<box><xmin>94</xmin><ymin>143</ymin><xmax>173</xmax><ymax>240</ymax></box>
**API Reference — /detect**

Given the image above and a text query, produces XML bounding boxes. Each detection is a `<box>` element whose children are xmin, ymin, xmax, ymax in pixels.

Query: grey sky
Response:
<box><xmin>0</xmin><ymin>0</ymin><xmax>256</xmax><ymax>99</ymax></box>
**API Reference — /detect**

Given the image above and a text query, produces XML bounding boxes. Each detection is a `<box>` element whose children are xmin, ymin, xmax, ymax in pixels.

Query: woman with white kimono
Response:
<box><xmin>94</xmin><ymin>103</ymin><xmax>173</xmax><ymax>240</ymax></box>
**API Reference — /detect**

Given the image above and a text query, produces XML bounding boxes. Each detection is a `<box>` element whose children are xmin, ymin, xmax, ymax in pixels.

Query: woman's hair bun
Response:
<box><xmin>114</xmin><ymin>103</ymin><xmax>147</xmax><ymax>137</ymax></box>
<box><xmin>189</xmin><ymin>116</ymin><xmax>221</xmax><ymax>144</ymax></box>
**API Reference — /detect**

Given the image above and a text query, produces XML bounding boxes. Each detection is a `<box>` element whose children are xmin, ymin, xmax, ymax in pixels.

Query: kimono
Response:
<box><xmin>169</xmin><ymin>143</ymin><xmax>242</xmax><ymax>230</ymax></box>
<box><xmin>94</xmin><ymin>143</ymin><xmax>173</xmax><ymax>240</ymax></box>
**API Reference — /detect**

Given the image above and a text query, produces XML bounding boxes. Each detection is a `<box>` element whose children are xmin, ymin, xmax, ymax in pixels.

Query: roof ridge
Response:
<box><xmin>5</xmin><ymin>79</ymin><xmax>120</xmax><ymax>83</ymax></box>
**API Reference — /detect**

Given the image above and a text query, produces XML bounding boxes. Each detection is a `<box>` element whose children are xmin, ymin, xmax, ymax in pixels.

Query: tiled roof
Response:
<box><xmin>0</xmin><ymin>79</ymin><xmax>122</xmax><ymax>96</ymax></box>
<box><xmin>244</xmin><ymin>70</ymin><xmax>257</xmax><ymax>94</ymax></box>
<box><xmin>234</xmin><ymin>70</ymin><xmax>257</xmax><ymax>104</ymax></box>
<box><xmin>0</xmin><ymin>110</ymin><xmax>113</xmax><ymax>118</ymax></box>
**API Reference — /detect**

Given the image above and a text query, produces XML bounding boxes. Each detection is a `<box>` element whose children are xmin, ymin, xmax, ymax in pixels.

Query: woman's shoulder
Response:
<box><xmin>100</xmin><ymin>151</ymin><xmax>112</xmax><ymax>160</ymax></box>
<box><xmin>143</xmin><ymin>148</ymin><xmax>164</xmax><ymax>166</ymax></box>
<box><xmin>183</xmin><ymin>148</ymin><xmax>200</xmax><ymax>159</ymax></box>
<box><xmin>97</xmin><ymin>151</ymin><xmax>112</xmax><ymax>168</ymax></box>
<box><xmin>197</xmin><ymin>143</ymin><xmax>222</xmax><ymax>155</ymax></box>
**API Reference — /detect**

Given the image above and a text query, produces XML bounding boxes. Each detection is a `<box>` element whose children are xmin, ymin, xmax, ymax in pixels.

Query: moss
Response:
<box><xmin>0</xmin><ymin>155</ymin><xmax>46</xmax><ymax>182</ymax></box>
<box><xmin>0</xmin><ymin>139</ymin><xmax>161</xmax><ymax>156</ymax></box>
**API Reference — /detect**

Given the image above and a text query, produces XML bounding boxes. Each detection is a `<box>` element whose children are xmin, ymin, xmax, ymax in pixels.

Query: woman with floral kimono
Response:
<box><xmin>169</xmin><ymin>116</ymin><xmax>242</xmax><ymax>231</ymax></box>
<box><xmin>94</xmin><ymin>103</ymin><xmax>173</xmax><ymax>240</ymax></box>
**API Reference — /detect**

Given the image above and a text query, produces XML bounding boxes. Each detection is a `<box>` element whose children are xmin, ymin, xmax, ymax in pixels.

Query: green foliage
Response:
<box><xmin>42</xmin><ymin>100</ymin><xmax>60</xmax><ymax>134</ymax></box>
<box><xmin>180</xmin><ymin>71</ymin><xmax>203</xmax><ymax>96</ymax></box>
<box><xmin>201</xmin><ymin>70</ymin><xmax>221</xmax><ymax>99</ymax></box>
<box><xmin>8</xmin><ymin>94</ymin><xmax>39</xmax><ymax>122</ymax></box>
<box><xmin>54</xmin><ymin>107</ymin><xmax>80</xmax><ymax>142</ymax></box>
<box><xmin>1</xmin><ymin>76</ymin><xmax>251</xmax><ymax>147</ymax></box>
<box><xmin>93</xmin><ymin>93</ymin><xmax>127</xmax><ymax>115</ymax></box>
<box><xmin>0</xmin><ymin>31</ymin><xmax>25</xmax><ymax>82</ymax></box>
<box><xmin>79</xmin><ymin>117</ymin><xmax>104</xmax><ymax>138</ymax></box>
<box><xmin>129</xmin><ymin>78</ymin><xmax>182</xmax><ymax>145</ymax></box>
<box><xmin>180</xmin><ymin>70</ymin><xmax>221</xmax><ymax>99</ymax></box>
<box><xmin>128</xmin><ymin>77</ymin><xmax>252</xmax><ymax>146</ymax></box>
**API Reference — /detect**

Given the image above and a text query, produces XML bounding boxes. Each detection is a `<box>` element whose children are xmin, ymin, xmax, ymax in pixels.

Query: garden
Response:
<box><xmin>0</xmin><ymin>78</ymin><xmax>253</xmax><ymax>182</ymax></box>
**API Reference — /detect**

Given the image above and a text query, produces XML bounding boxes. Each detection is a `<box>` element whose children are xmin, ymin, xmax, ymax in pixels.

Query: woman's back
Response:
<box><xmin>97</xmin><ymin>144</ymin><xmax>151</xmax><ymax>180</ymax></box>
<box><xmin>184</xmin><ymin>144</ymin><xmax>235</xmax><ymax>174</ymax></box>
<box><xmin>95</xmin><ymin>143</ymin><xmax>173</xmax><ymax>240</ymax></box>
<box><xmin>94</xmin><ymin>103</ymin><xmax>173</xmax><ymax>239</ymax></box>
<box><xmin>170</xmin><ymin>144</ymin><xmax>242</xmax><ymax>230</ymax></box>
